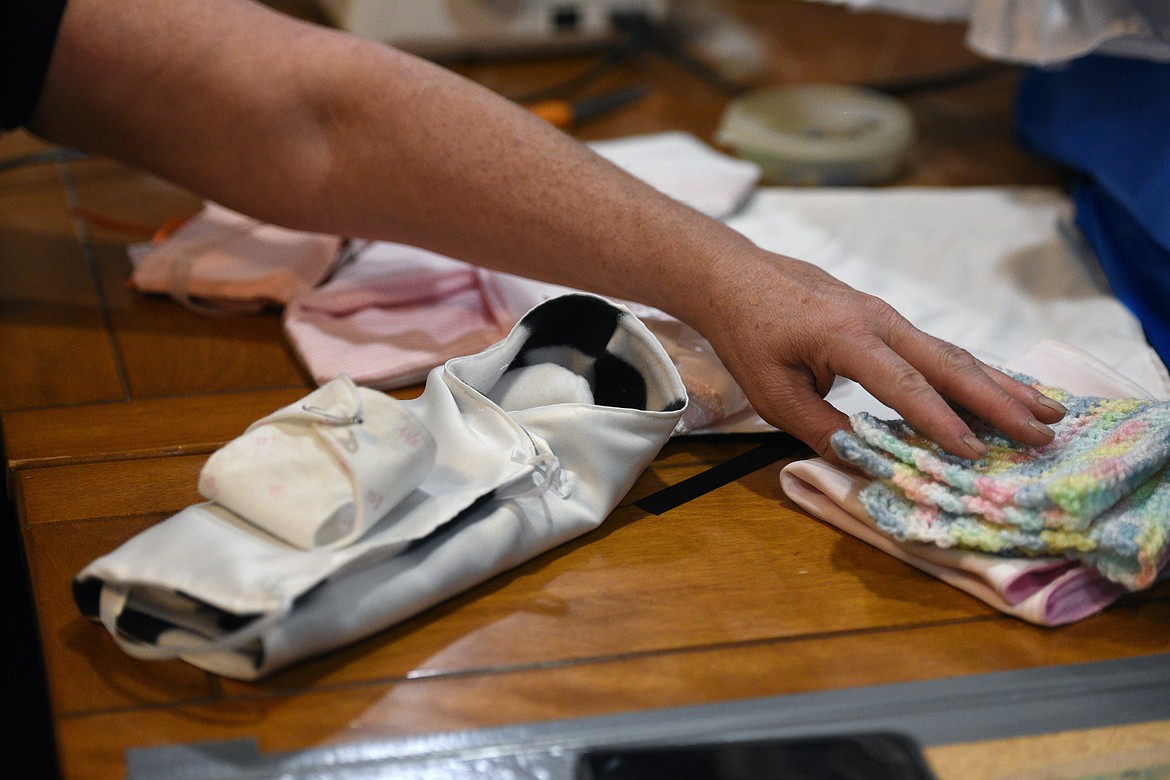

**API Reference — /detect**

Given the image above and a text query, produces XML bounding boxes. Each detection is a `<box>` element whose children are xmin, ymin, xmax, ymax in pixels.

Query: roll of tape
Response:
<box><xmin>715</xmin><ymin>84</ymin><xmax>915</xmax><ymax>186</ymax></box>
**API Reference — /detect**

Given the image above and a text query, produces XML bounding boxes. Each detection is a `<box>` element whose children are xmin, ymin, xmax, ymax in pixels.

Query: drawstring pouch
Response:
<box><xmin>73</xmin><ymin>293</ymin><xmax>686</xmax><ymax>679</ymax></box>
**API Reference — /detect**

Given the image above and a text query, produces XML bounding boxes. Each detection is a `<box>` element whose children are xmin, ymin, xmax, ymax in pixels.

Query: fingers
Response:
<box><xmin>722</xmin><ymin>323</ymin><xmax>1063</xmax><ymax>462</ymax></box>
<box><xmin>834</xmin><ymin>339</ymin><xmax>995</xmax><ymax>458</ymax></box>
<box><xmin>978</xmin><ymin>359</ymin><xmax>1068</xmax><ymax>424</ymax></box>
<box><xmin>840</xmin><ymin>320</ymin><xmax>1065</xmax><ymax>458</ymax></box>
<box><xmin>890</xmin><ymin>330</ymin><xmax>1063</xmax><ymax>445</ymax></box>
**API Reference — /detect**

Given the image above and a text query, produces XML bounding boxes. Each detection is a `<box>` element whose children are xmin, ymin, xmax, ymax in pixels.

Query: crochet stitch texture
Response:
<box><xmin>830</xmin><ymin>375</ymin><xmax>1170</xmax><ymax>590</ymax></box>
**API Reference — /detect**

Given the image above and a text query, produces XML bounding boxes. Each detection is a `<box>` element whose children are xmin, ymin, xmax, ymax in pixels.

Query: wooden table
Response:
<box><xmin>2</xmin><ymin>2</ymin><xmax>1167</xmax><ymax>778</ymax></box>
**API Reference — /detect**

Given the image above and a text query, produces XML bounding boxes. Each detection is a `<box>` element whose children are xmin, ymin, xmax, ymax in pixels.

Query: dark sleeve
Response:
<box><xmin>1</xmin><ymin>0</ymin><xmax>70</xmax><ymax>131</ymax></box>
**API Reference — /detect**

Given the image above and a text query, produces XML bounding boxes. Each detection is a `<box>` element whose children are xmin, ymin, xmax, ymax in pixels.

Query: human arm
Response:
<box><xmin>27</xmin><ymin>0</ymin><xmax>1064</xmax><ymax>458</ymax></box>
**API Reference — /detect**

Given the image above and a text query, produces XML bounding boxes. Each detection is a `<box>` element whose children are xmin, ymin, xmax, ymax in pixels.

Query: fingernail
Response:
<box><xmin>1029</xmin><ymin>417</ymin><xmax>1055</xmax><ymax>439</ymax></box>
<box><xmin>1036</xmin><ymin>394</ymin><xmax>1067</xmax><ymax>415</ymax></box>
<box><xmin>962</xmin><ymin>433</ymin><xmax>987</xmax><ymax>458</ymax></box>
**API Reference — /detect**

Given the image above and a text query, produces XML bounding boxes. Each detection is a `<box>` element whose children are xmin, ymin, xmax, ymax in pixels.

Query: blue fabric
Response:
<box><xmin>1016</xmin><ymin>55</ymin><xmax>1170</xmax><ymax>364</ymax></box>
<box><xmin>1074</xmin><ymin>180</ymin><xmax>1170</xmax><ymax>361</ymax></box>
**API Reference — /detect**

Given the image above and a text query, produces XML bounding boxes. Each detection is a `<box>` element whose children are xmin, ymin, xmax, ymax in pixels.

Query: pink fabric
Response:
<box><xmin>780</xmin><ymin>458</ymin><xmax>1127</xmax><ymax>625</ymax></box>
<box><xmin>283</xmin><ymin>243</ymin><xmax>514</xmax><ymax>389</ymax></box>
<box><xmin>779</xmin><ymin>340</ymin><xmax>1166</xmax><ymax>626</ymax></box>
<box><xmin>284</xmin><ymin>255</ymin><xmax>756</xmax><ymax>431</ymax></box>
<box><xmin>130</xmin><ymin>203</ymin><xmax>341</xmax><ymax>312</ymax></box>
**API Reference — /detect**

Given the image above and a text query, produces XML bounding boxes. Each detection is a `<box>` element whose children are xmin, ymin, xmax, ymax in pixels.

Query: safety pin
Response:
<box><xmin>301</xmin><ymin>404</ymin><xmax>364</xmax><ymax>426</ymax></box>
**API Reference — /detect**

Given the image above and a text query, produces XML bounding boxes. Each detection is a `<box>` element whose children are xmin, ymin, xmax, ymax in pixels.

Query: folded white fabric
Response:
<box><xmin>726</xmin><ymin>187</ymin><xmax>1170</xmax><ymax>424</ymax></box>
<box><xmin>198</xmin><ymin>375</ymin><xmax>437</xmax><ymax>550</ymax></box>
<box><xmin>74</xmin><ymin>294</ymin><xmax>686</xmax><ymax>679</ymax></box>
<box><xmin>588</xmin><ymin>131</ymin><xmax>761</xmax><ymax>219</ymax></box>
<box><xmin>779</xmin><ymin>340</ymin><xmax>1165</xmax><ymax>625</ymax></box>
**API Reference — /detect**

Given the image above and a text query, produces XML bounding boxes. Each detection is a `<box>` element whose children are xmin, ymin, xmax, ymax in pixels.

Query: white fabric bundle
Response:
<box><xmin>199</xmin><ymin>376</ymin><xmax>437</xmax><ymax>550</ymax></box>
<box><xmin>74</xmin><ymin>294</ymin><xmax>686</xmax><ymax>679</ymax></box>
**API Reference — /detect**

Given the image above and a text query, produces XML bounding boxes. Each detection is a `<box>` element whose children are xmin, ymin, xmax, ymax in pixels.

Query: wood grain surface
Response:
<box><xmin>1</xmin><ymin>3</ymin><xmax>1161</xmax><ymax>779</ymax></box>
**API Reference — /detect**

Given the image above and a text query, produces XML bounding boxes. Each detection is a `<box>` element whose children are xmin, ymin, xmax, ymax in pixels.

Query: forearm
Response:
<box><xmin>29</xmin><ymin>0</ymin><xmax>749</xmax><ymax>331</ymax></box>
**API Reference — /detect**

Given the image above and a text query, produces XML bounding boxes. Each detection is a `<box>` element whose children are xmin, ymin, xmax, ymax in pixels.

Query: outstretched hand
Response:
<box><xmin>694</xmin><ymin>248</ymin><xmax>1067</xmax><ymax>460</ymax></box>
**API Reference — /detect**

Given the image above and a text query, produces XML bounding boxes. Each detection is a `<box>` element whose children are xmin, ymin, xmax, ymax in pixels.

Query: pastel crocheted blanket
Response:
<box><xmin>830</xmin><ymin>376</ymin><xmax>1170</xmax><ymax>591</ymax></box>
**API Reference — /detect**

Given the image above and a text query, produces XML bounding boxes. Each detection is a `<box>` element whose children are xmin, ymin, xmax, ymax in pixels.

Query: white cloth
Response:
<box><xmin>487</xmin><ymin>362</ymin><xmax>595</xmax><ymax>410</ymax></box>
<box><xmin>724</xmin><ymin>187</ymin><xmax>1170</xmax><ymax>429</ymax></box>
<box><xmin>198</xmin><ymin>376</ymin><xmax>437</xmax><ymax>550</ymax></box>
<box><xmin>75</xmin><ymin>294</ymin><xmax>687</xmax><ymax>679</ymax></box>
<box><xmin>807</xmin><ymin>0</ymin><xmax>1170</xmax><ymax>64</ymax></box>
<box><xmin>780</xmin><ymin>339</ymin><xmax>1166</xmax><ymax>625</ymax></box>
<box><xmin>588</xmin><ymin>131</ymin><xmax>761</xmax><ymax>219</ymax></box>
<box><xmin>442</xmin><ymin>186</ymin><xmax>1170</xmax><ymax>437</ymax></box>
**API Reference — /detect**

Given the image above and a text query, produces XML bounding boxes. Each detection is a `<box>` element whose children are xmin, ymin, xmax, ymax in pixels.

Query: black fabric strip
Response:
<box><xmin>635</xmin><ymin>434</ymin><xmax>807</xmax><ymax>515</ymax></box>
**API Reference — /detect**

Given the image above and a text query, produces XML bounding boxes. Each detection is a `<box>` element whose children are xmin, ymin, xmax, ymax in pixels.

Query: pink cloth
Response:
<box><xmin>779</xmin><ymin>340</ymin><xmax>1166</xmax><ymax>626</ymax></box>
<box><xmin>284</xmin><ymin>250</ymin><xmax>754</xmax><ymax>432</ymax></box>
<box><xmin>129</xmin><ymin>203</ymin><xmax>341</xmax><ymax>313</ymax></box>
<box><xmin>780</xmin><ymin>458</ymin><xmax>1128</xmax><ymax>625</ymax></box>
<box><xmin>283</xmin><ymin>242</ymin><xmax>514</xmax><ymax>388</ymax></box>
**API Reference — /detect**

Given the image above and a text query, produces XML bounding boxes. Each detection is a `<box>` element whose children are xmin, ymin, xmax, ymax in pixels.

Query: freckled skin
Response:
<box><xmin>30</xmin><ymin>0</ymin><xmax>1064</xmax><ymax>458</ymax></box>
